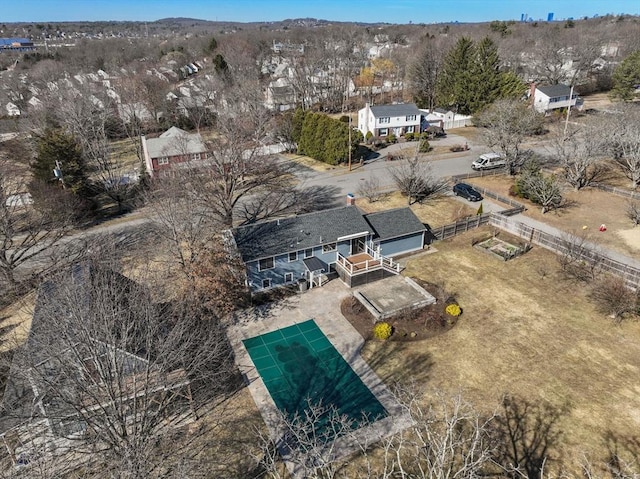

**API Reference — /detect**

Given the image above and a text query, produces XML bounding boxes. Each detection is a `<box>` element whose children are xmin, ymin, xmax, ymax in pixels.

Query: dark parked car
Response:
<box><xmin>453</xmin><ymin>182</ymin><xmax>483</xmax><ymax>201</ymax></box>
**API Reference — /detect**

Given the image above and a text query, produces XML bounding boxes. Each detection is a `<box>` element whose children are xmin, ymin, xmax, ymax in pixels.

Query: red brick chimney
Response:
<box><xmin>346</xmin><ymin>193</ymin><xmax>356</xmax><ymax>206</ymax></box>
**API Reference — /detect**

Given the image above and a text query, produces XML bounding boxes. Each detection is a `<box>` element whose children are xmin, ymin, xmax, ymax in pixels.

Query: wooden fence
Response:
<box><xmin>429</xmin><ymin>213</ymin><xmax>492</xmax><ymax>241</ymax></box>
<box><xmin>489</xmin><ymin>214</ymin><xmax>640</xmax><ymax>288</ymax></box>
<box><xmin>591</xmin><ymin>183</ymin><xmax>640</xmax><ymax>201</ymax></box>
<box><xmin>450</xmin><ymin>169</ymin><xmax>505</xmax><ymax>181</ymax></box>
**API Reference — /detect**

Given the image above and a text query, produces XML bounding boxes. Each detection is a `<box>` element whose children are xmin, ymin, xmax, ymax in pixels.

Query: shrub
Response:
<box><xmin>419</xmin><ymin>138</ymin><xmax>430</xmax><ymax>152</ymax></box>
<box><xmin>445</xmin><ymin>303</ymin><xmax>462</xmax><ymax>317</ymax></box>
<box><xmin>627</xmin><ymin>201</ymin><xmax>640</xmax><ymax>226</ymax></box>
<box><xmin>590</xmin><ymin>275</ymin><xmax>639</xmax><ymax>322</ymax></box>
<box><xmin>405</xmin><ymin>132</ymin><xmax>415</xmax><ymax>141</ymax></box>
<box><xmin>385</xmin><ymin>133</ymin><xmax>397</xmax><ymax>144</ymax></box>
<box><xmin>373</xmin><ymin>321</ymin><xmax>393</xmax><ymax>340</ymax></box>
<box><xmin>365</xmin><ymin>131</ymin><xmax>373</xmax><ymax>142</ymax></box>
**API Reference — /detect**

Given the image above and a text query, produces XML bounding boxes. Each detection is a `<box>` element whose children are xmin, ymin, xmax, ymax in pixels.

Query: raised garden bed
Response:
<box><xmin>474</xmin><ymin>236</ymin><xmax>530</xmax><ymax>261</ymax></box>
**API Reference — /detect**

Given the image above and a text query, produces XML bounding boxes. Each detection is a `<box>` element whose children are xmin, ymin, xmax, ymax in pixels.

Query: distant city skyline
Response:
<box><xmin>2</xmin><ymin>0</ymin><xmax>639</xmax><ymax>24</ymax></box>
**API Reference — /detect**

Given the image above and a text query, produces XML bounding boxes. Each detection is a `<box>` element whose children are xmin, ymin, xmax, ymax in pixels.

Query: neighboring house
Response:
<box><xmin>358</xmin><ymin>102</ymin><xmax>422</xmax><ymax>139</ymax></box>
<box><xmin>421</xmin><ymin>108</ymin><xmax>473</xmax><ymax>130</ymax></box>
<box><xmin>0</xmin><ymin>265</ymin><xmax>192</xmax><ymax>465</ymax></box>
<box><xmin>232</xmin><ymin>201</ymin><xmax>426</xmax><ymax>291</ymax></box>
<box><xmin>0</xmin><ymin>38</ymin><xmax>35</xmax><ymax>53</ymax></box>
<box><xmin>141</xmin><ymin>126</ymin><xmax>208</xmax><ymax>178</ymax></box>
<box><xmin>5</xmin><ymin>102</ymin><xmax>20</xmax><ymax>116</ymax></box>
<box><xmin>265</xmin><ymin>77</ymin><xmax>297</xmax><ymax>111</ymax></box>
<box><xmin>530</xmin><ymin>83</ymin><xmax>583</xmax><ymax>114</ymax></box>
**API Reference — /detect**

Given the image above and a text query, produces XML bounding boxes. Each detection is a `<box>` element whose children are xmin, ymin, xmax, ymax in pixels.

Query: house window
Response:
<box><xmin>406</xmin><ymin>115</ymin><xmax>416</xmax><ymax>121</ymax></box>
<box><xmin>191</xmin><ymin>153</ymin><xmax>201</xmax><ymax>161</ymax></box>
<box><xmin>304</xmin><ymin>248</ymin><xmax>313</xmax><ymax>258</ymax></box>
<box><xmin>258</xmin><ymin>257</ymin><xmax>274</xmax><ymax>271</ymax></box>
<box><xmin>157</xmin><ymin>157</ymin><xmax>169</xmax><ymax>165</ymax></box>
<box><xmin>406</xmin><ymin>126</ymin><xmax>415</xmax><ymax>134</ymax></box>
<box><xmin>378</xmin><ymin>128</ymin><xmax>388</xmax><ymax>136</ymax></box>
<box><xmin>284</xmin><ymin>272</ymin><xmax>294</xmax><ymax>283</ymax></box>
<box><xmin>378</xmin><ymin>117</ymin><xmax>390</xmax><ymax>124</ymax></box>
<box><xmin>288</xmin><ymin>251</ymin><xmax>297</xmax><ymax>262</ymax></box>
<box><xmin>262</xmin><ymin>278</ymin><xmax>271</xmax><ymax>289</ymax></box>
<box><xmin>322</xmin><ymin>243</ymin><xmax>336</xmax><ymax>253</ymax></box>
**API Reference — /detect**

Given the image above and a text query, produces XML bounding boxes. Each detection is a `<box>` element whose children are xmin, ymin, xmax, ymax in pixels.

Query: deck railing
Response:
<box><xmin>336</xmin><ymin>250</ymin><xmax>401</xmax><ymax>276</ymax></box>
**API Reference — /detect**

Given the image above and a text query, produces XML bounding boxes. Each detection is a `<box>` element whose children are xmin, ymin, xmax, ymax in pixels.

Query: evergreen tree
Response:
<box><xmin>611</xmin><ymin>50</ymin><xmax>640</xmax><ymax>101</ymax></box>
<box><xmin>297</xmin><ymin>113</ymin><xmax>358</xmax><ymax>165</ymax></box>
<box><xmin>436</xmin><ymin>37</ymin><xmax>476</xmax><ymax>114</ymax></box>
<box><xmin>470</xmin><ymin>37</ymin><xmax>502</xmax><ymax>112</ymax></box>
<box><xmin>291</xmin><ymin>107</ymin><xmax>307</xmax><ymax>145</ymax></box>
<box><xmin>436</xmin><ymin>37</ymin><xmax>525</xmax><ymax>115</ymax></box>
<box><xmin>32</xmin><ymin>128</ymin><xmax>89</xmax><ymax>196</ymax></box>
<box><xmin>205</xmin><ymin>36</ymin><xmax>218</xmax><ymax>54</ymax></box>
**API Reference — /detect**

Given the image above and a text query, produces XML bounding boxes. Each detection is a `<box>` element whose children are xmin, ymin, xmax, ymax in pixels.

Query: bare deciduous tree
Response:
<box><xmin>0</xmin><ymin>156</ymin><xmax>79</xmax><ymax>296</ymax></box>
<box><xmin>408</xmin><ymin>37</ymin><xmax>445</xmax><ymax>111</ymax></box>
<box><xmin>390</xmin><ymin>155</ymin><xmax>449</xmax><ymax>205</ymax></box>
<box><xmin>627</xmin><ymin>201</ymin><xmax>640</xmax><ymax>226</ymax></box>
<box><xmin>476</xmin><ymin>99</ymin><xmax>544</xmax><ymax>175</ymax></box>
<box><xmin>252</xmin><ymin>387</ymin><xmax>495</xmax><ymax>479</ymax></box>
<box><xmin>557</xmin><ymin>231</ymin><xmax>604</xmax><ymax>282</ymax></box>
<box><xmin>590</xmin><ymin>275</ymin><xmax>639</xmax><ymax>322</ymax></box>
<box><xmin>553</xmin><ymin>123</ymin><xmax>609</xmax><ymax>190</ymax></box>
<box><xmin>1</xmin><ymin>254</ymin><xmax>239</xmax><ymax>477</ymax></box>
<box><xmin>607</xmin><ymin>106</ymin><xmax>640</xmax><ymax>190</ymax></box>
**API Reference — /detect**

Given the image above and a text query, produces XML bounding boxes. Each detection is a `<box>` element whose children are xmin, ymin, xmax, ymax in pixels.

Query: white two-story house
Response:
<box><xmin>358</xmin><ymin>103</ymin><xmax>422</xmax><ymax>139</ymax></box>
<box><xmin>530</xmin><ymin>84</ymin><xmax>583</xmax><ymax>115</ymax></box>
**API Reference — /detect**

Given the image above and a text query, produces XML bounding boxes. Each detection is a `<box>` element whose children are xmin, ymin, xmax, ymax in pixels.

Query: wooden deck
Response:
<box><xmin>345</xmin><ymin>253</ymin><xmax>380</xmax><ymax>271</ymax></box>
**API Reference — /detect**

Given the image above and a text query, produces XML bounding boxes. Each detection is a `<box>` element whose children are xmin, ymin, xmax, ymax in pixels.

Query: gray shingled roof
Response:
<box><xmin>145</xmin><ymin>127</ymin><xmax>207</xmax><ymax>159</ymax></box>
<box><xmin>369</xmin><ymin>103</ymin><xmax>421</xmax><ymax>118</ymax></box>
<box><xmin>536</xmin><ymin>84</ymin><xmax>574</xmax><ymax>99</ymax></box>
<box><xmin>364</xmin><ymin>207</ymin><xmax>426</xmax><ymax>241</ymax></box>
<box><xmin>233</xmin><ymin>206</ymin><xmax>372</xmax><ymax>262</ymax></box>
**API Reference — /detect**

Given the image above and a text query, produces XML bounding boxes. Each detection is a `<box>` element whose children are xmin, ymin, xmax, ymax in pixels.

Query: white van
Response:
<box><xmin>471</xmin><ymin>152</ymin><xmax>506</xmax><ymax>170</ymax></box>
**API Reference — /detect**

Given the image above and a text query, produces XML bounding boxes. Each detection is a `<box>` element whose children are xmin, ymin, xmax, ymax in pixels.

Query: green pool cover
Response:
<box><xmin>243</xmin><ymin>319</ymin><xmax>387</xmax><ymax>433</ymax></box>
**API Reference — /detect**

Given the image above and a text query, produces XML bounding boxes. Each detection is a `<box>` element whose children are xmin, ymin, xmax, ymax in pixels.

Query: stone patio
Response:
<box><xmin>227</xmin><ymin>279</ymin><xmax>413</xmax><ymax>478</ymax></box>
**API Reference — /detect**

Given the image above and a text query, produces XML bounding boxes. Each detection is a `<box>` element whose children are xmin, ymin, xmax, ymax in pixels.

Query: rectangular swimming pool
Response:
<box><xmin>243</xmin><ymin>319</ymin><xmax>387</xmax><ymax>432</ymax></box>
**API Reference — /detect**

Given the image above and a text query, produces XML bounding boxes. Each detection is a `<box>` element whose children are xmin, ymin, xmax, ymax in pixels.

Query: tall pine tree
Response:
<box><xmin>32</xmin><ymin>128</ymin><xmax>89</xmax><ymax>196</ymax></box>
<box><xmin>436</xmin><ymin>37</ymin><xmax>476</xmax><ymax>114</ymax></box>
<box><xmin>436</xmin><ymin>37</ymin><xmax>525</xmax><ymax>115</ymax></box>
<box><xmin>611</xmin><ymin>50</ymin><xmax>640</xmax><ymax>101</ymax></box>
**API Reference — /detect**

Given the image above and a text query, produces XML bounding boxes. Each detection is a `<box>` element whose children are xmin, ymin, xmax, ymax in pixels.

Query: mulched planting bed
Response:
<box><xmin>341</xmin><ymin>279</ymin><xmax>459</xmax><ymax>341</ymax></box>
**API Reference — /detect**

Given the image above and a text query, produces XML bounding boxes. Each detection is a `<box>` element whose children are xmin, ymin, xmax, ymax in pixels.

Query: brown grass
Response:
<box><xmin>282</xmin><ymin>153</ymin><xmax>335</xmax><ymax>172</ymax></box>
<box><xmin>356</xmin><ymin>192</ymin><xmax>476</xmax><ymax>226</ymax></box>
<box><xmin>468</xmin><ymin>175</ymin><xmax>640</xmax><ymax>256</ymax></box>
<box><xmin>360</xmin><ymin>228</ymin><xmax>640</xmax><ymax>468</ymax></box>
<box><xmin>0</xmin><ymin>292</ymin><xmax>35</xmax><ymax>353</ymax></box>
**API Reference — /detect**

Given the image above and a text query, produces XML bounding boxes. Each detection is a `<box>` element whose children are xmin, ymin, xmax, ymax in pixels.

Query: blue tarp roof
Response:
<box><xmin>0</xmin><ymin>38</ymin><xmax>32</xmax><ymax>46</ymax></box>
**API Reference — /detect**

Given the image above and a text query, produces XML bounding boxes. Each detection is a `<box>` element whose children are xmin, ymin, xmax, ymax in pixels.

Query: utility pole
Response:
<box><xmin>348</xmin><ymin>115</ymin><xmax>352</xmax><ymax>171</ymax></box>
<box><xmin>563</xmin><ymin>84</ymin><xmax>574</xmax><ymax>140</ymax></box>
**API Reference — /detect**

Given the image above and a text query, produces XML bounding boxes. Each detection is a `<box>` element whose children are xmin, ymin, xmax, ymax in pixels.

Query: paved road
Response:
<box><xmin>13</xmin><ymin>129</ymin><xmax>640</xmax><ymax>282</ymax></box>
<box><xmin>294</xmin><ymin>131</ymin><xmax>482</xmax><ymax>197</ymax></box>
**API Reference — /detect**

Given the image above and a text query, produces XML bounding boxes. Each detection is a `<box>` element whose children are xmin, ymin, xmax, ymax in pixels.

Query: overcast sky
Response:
<box><xmin>3</xmin><ymin>0</ymin><xmax>638</xmax><ymax>24</ymax></box>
